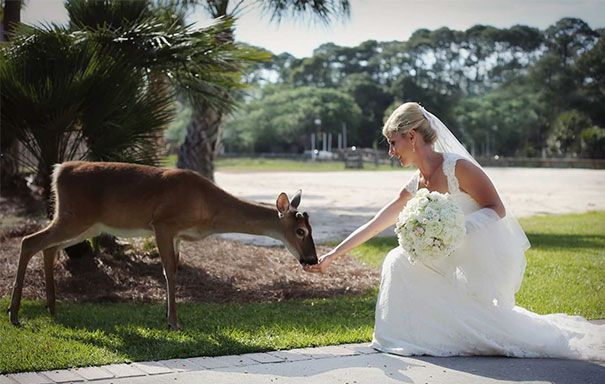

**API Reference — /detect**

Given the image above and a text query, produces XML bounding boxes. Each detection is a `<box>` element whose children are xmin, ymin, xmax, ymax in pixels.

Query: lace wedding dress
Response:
<box><xmin>371</xmin><ymin>152</ymin><xmax>605</xmax><ymax>360</ymax></box>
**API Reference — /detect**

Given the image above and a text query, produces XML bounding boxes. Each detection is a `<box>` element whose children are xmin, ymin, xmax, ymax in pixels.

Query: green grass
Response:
<box><xmin>162</xmin><ymin>155</ymin><xmax>400</xmax><ymax>172</ymax></box>
<box><xmin>515</xmin><ymin>211</ymin><xmax>605</xmax><ymax>318</ymax></box>
<box><xmin>0</xmin><ymin>295</ymin><xmax>376</xmax><ymax>373</ymax></box>
<box><xmin>1</xmin><ymin>211</ymin><xmax>603</xmax><ymax>373</ymax></box>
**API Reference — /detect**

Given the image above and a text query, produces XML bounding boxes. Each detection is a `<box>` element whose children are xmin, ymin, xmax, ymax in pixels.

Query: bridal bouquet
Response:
<box><xmin>395</xmin><ymin>188</ymin><xmax>465</xmax><ymax>263</ymax></box>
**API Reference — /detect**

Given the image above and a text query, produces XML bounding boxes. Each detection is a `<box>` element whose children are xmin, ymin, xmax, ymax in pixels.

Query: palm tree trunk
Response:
<box><xmin>176</xmin><ymin>0</ymin><xmax>350</xmax><ymax>181</ymax></box>
<box><xmin>2</xmin><ymin>0</ymin><xmax>21</xmax><ymax>41</ymax></box>
<box><xmin>1</xmin><ymin>1</ymin><xmax>22</xmax><ymax>187</ymax></box>
<box><xmin>176</xmin><ymin>106</ymin><xmax>223</xmax><ymax>181</ymax></box>
<box><xmin>176</xmin><ymin>5</ymin><xmax>232</xmax><ymax>182</ymax></box>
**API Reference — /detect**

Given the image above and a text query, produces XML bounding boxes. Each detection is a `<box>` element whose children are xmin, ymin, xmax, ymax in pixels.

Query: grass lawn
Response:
<box><xmin>1</xmin><ymin>211</ymin><xmax>603</xmax><ymax>373</ymax></box>
<box><xmin>0</xmin><ymin>295</ymin><xmax>375</xmax><ymax>373</ymax></box>
<box><xmin>162</xmin><ymin>155</ymin><xmax>400</xmax><ymax>172</ymax></box>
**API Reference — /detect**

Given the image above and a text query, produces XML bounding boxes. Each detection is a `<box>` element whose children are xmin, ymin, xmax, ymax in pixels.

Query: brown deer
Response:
<box><xmin>8</xmin><ymin>161</ymin><xmax>317</xmax><ymax>329</ymax></box>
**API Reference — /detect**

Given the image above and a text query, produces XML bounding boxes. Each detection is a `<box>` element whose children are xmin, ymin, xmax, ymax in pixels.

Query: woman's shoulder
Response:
<box><xmin>453</xmin><ymin>157</ymin><xmax>482</xmax><ymax>177</ymax></box>
<box><xmin>441</xmin><ymin>153</ymin><xmax>486</xmax><ymax>188</ymax></box>
<box><xmin>402</xmin><ymin>170</ymin><xmax>420</xmax><ymax>195</ymax></box>
<box><xmin>442</xmin><ymin>153</ymin><xmax>478</xmax><ymax>170</ymax></box>
<box><xmin>443</xmin><ymin>152</ymin><xmax>468</xmax><ymax>162</ymax></box>
<box><xmin>451</xmin><ymin>156</ymin><xmax>492</xmax><ymax>193</ymax></box>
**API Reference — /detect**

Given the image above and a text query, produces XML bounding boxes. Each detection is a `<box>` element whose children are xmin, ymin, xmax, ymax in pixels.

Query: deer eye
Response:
<box><xmin>296</xmin><ymin>228</ymin><xmax>305</xmax><ymax>237</ymax></box>
<box><xmin>296</xmin><ymin>212</ymin><xmax>304</xmax><ymax>219</ymax></box>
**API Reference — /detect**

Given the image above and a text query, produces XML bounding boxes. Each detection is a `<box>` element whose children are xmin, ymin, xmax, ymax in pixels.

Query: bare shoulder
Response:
<box><xmin>454</xmin><ymin>158</ymin><xmax>493</xmax><ymax>190</ymax></box>
<box><xmin>455</xmin><ymin>159</ymin><xmax>485</xmax><ymax>181</ymax></box>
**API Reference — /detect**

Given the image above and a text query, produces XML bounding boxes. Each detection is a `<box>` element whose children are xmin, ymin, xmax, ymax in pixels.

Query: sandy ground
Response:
<box><xmin>215</xmin><ymin>167</ymin><xmax>605</xmax><ymax>245</ymax></box>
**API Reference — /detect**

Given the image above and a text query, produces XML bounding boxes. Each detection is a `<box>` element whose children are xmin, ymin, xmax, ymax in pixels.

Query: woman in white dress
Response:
<box><xmin>305</xmin><ymin>102</ymin><xmax>604</xmax><ymax>360</ymax></box>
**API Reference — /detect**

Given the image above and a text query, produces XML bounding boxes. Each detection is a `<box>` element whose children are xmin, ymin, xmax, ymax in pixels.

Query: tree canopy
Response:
<box><xmin>223</xmin><ymin>17</ymin><xmax>603</xmax><ymax>158</ymax></box>
<box><xmin>223</xmin><ymin>86</ymin><xmax>361</xmax><ymax>152</ymax></box>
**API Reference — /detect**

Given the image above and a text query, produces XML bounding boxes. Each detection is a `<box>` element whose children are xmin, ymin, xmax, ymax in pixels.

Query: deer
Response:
<box><xmin>8</xmin><ymin>161</ymin><xmax>317</xmax><ymax>330</ymax></box>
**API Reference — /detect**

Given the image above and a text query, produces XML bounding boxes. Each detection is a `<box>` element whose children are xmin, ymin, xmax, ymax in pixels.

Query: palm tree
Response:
<box><xmin>2</xmin><ymin>0</ymin><xmax>261</xmax><ymax>258</ymax></box>
<box><xmin>1</xmin><ymin>0</ymin><xmax>257</xmax><ymax>195</ymax></box>
<box><xmin>175</xmin><ymin>0</ymin><xmax>351</xmax><ymax>181</ymax></box>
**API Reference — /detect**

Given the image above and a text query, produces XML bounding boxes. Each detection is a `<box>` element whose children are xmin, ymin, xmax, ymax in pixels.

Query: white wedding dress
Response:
<box><xmin>371</xmin><ymin>152</ymin><xmax>605</xmax><ymax>360</ymax></box>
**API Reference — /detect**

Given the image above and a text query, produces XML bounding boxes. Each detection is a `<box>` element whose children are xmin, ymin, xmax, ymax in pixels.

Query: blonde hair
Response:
<box><xmin>382</xmin><ymin>102</ymin><xmax>437</xmax><ymax>144</ymax></box>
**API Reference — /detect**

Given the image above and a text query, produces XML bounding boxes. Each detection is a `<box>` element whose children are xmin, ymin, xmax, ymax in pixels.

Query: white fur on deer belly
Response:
<box><xmin>176</xmin><ymin>228</ymin><xmax>210</xmax><ymax>241</ymax></box>
<box><xmin>96</xmin><ymin>224</ymin><xmax>154</xmax><ymax>238</ymax></box>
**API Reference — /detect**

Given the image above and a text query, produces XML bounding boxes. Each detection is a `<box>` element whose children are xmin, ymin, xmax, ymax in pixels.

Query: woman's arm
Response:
<box><xmin>304</xmin><ymin>186</ymin><xmax>413</xmax><ymax>273</ymax></box>
<box><xmin>456</xmin><ymin>159</ymin><xmax>506</xmax><ymax>218</ymax></box>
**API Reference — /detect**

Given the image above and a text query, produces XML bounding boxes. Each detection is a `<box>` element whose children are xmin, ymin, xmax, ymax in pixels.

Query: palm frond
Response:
<box><xmin>260</xmin><ymin>0</ymin><xmax>350</xmax><ymax>25</ymax></box>
<box><xmin>65</xmin><ymin>0</ymin><xmax>153</xmax><ymax>30</ymax></box>
<box><xmin>73</xmin><ymin>10</ymin><xmax>263</xmax><ymax>111</ymax></box>
<box><xmin>0</xmin><ymin>25</ymin><xmax>94</xmax><ymax>173</ymax></box>
<box><xmin>2</xmin><ymin>1</ymin><xmax>269</xmax><ymax>187</ymax></box>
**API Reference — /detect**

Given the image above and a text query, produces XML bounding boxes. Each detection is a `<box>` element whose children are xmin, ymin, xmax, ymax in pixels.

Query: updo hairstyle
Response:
<box><xmin>382</xmin><ymin>102</ymin><xmax>437</xmax><ymax>144</ymax></box>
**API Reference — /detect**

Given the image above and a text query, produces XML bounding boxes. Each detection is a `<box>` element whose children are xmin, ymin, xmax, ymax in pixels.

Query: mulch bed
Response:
<box><xmin>0</xmin><ymin>195</ymin><xmax>379</xmax><ymax>304</ymax></box>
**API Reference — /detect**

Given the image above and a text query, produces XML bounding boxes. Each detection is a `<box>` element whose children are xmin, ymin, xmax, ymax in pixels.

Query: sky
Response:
<box><xmin>21</xmin><ymin>0</ymin><xmax>605</xmax><ymax>58</ymax></box>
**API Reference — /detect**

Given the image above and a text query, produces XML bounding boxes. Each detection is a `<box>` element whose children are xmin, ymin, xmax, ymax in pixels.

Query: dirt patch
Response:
<box><xmin>0</xmin><ymin>196</ymin><xmax>379</xmax><ymax>304</ymax></box>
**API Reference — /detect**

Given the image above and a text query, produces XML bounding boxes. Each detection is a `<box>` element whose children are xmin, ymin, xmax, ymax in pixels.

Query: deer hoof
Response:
<box><xmin>168</xmin><ymin>322</ymin><xmax>181</xmax><ymax>331</ymax></box>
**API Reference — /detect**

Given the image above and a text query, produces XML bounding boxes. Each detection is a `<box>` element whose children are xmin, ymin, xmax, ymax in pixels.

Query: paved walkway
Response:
<box><xmin>215</xmin><ymin>168</ymin><xmax>605</xmax><ymax>245</ymax></box>
<box><xmin>3</xmin><ymin>342</ymin><xmax>605</xmax><ymax>384</ymax></box>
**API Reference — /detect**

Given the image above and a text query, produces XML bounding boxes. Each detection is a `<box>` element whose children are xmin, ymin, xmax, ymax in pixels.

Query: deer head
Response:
<box><xmin>276</xmin><ymin>190</ymin><xmax>317</xmax><ymax>266</ymax></box>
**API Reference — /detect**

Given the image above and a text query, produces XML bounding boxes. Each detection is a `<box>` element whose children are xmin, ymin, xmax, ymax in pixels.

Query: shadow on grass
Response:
<box><xmin>524</xmin><ymin>233</ymin><xmax>604</xmax><ymax>250</ymax></box>
<box><xmin>4</xmin><ymin>292</ymin><xmax>375</xmax><ymax>365</ymax></box>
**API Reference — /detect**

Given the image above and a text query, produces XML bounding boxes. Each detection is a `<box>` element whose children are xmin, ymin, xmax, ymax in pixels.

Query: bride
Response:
<box><xmin>304</xmin><ymin>102</ymin><xmax>604</xmax><ymax>360</ymax></box>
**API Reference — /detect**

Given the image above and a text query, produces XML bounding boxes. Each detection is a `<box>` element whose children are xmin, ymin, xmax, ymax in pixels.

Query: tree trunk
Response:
<box><xmin>176</xmin><ymin>106</ymin><xmax>223</xmax><ymax>181</ymax></box>
<box><xmin>176</xmin><ymin>9</ymin><xmax>232</xmax><ymax>182</ymax></box>
<box><xmin>2</xmin><ymin>0</ymin><xmax>21</xmax><ymax>41</ymax></box>
<box><xmin>1</xmin><ymin>1</ymin><xmax>22</xmax><ymax>187</ymax></box>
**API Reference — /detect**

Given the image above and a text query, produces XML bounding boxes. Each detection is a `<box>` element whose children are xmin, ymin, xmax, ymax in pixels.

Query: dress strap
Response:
<box><xmin>404</xmin><ymin>170</ymin><xmax>420</xmax><ymax>195</ymax></box>
<box><xmin>442</xmin><ymin>153</ymin><xmax>461</xmax><ymax>193</ymax></box>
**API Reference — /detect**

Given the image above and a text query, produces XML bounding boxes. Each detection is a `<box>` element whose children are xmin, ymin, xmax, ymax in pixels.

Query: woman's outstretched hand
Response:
<box><xmin>303</xmin><ymin>253</ymin><xmax>336</xmax><ymax>273</ymax></box>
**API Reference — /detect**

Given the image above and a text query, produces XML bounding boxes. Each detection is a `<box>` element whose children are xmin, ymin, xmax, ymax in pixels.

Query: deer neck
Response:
<box><xmin>213</xmin><ymin>197</ymin><xmax>283</xmax><ymax>241</ymax></box>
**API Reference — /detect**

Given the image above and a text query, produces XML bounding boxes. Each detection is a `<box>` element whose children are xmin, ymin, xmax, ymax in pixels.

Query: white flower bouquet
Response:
<box><xmin>395</xmin><ymin>188</ymin><xmax>466</xmax><ymax>264</ymax></box>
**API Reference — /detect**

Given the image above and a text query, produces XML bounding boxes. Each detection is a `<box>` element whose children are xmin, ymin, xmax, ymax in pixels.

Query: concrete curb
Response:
<box><xmin>3</xmin><ymin>342</ymin><xmax>605</xmax><ymax>384</ymax></box>
<box><xmin>2</xmin><ymin>343</ymin><xmax>378</xmax><ymax>384</ymax></box>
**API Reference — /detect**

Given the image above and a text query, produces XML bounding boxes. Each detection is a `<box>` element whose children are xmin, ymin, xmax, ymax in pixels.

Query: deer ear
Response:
<box><xmin>276</xmin><ymin>192</ymin><xmax>290</xmax><ymax>214</ymax></box>
<box><xmin>290</xmin><ymin>189</ymin><xmax>302</xmax><ymax>209</ymax></box>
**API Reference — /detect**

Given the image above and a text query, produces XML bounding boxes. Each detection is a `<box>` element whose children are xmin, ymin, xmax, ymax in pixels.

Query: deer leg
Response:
<box><xmin>154</xmin><ymin>225</ymin><xmax>179</xmax><ymax>330</ymax></box>
<box><xmin>9</xmin><ymin>226</ymin><xmax>55</xmax><ymax>325</ymax></box>
<box><xmin>174</xmin><ymin>239</ymin><xmax>181</xmax><ymax>270</ymax></box>
<box><xmin>43</xmin><ymin>247</ymin><xmax>59</xmax><ymax>317</ymax></box>
<box><xmin>9</xmin><ymin>222</ymin><xmax>95</xmax><ymax>325</ymax></box>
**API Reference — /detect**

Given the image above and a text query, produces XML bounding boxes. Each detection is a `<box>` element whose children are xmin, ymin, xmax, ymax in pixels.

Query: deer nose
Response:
<box><xmin>303</xmin><ymin>252</ymin><xmax>318</xmax><ymax>266</ymax></box>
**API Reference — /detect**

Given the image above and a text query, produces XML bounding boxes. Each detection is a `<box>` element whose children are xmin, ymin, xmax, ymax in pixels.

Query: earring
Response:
<box><xmin>412</xmin><ymin>141</ymin><xmax>416</xmax><ymax>152</ymax></box>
